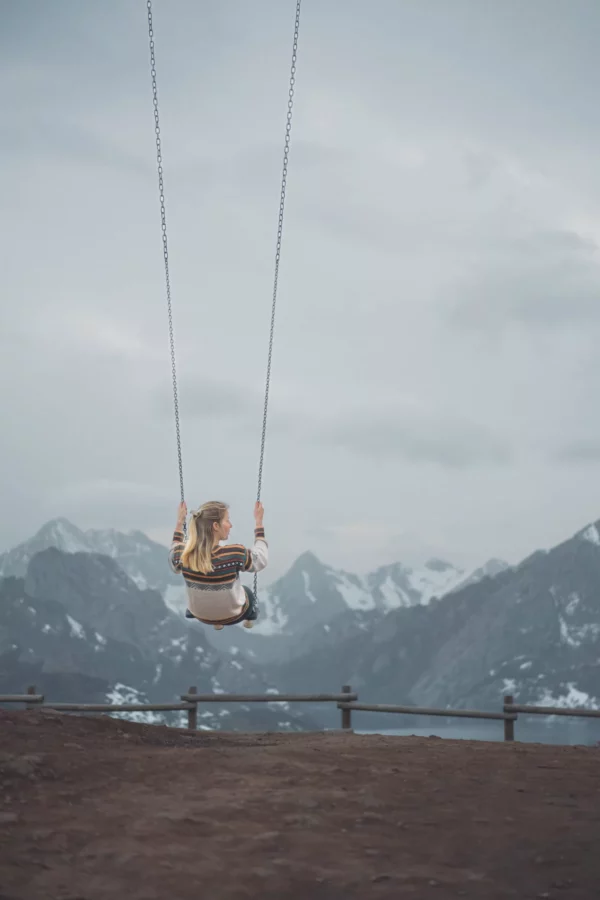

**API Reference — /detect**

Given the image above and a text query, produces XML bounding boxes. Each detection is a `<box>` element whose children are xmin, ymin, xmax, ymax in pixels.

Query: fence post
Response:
<box><xmin>504</xmin><ymin>694</ymin><xmax>515</xmax><ymax>742</ymax></box>
<box><xmin>187</xmin><ymin>685</ymin><xmax>197</xmax><ymax>731</ymax></box>
<box><xmin>26</xmin><ymin>685</ymin><xmax>37</xmax><ymax>712</ymax></box>
<box><xmin>341</xmin><ymin>685</ymin><xmax>352</xmax><ymax>730</ymax></box>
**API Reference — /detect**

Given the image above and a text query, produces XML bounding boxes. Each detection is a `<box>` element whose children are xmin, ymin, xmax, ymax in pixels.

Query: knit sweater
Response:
<box><xmin>169</xmin><ymin>527</ymin><xmax>268</xmax><ymax>623</ymax></box>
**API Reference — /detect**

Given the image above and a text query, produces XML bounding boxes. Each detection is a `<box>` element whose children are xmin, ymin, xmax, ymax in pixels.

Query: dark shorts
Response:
<box><xmin>185</xmin><ymin>585</ymin><xmax>259</xmax><ymax>625</ymax></box>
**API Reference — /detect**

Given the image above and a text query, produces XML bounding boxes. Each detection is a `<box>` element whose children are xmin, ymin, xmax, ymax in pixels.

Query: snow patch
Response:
<box><xmin>560</xmin><ymin>617</ymin><xmax>600</xmax><ymax>647</ymax></box>
<box><xmin>302</xmin><ymin>571</ymin><xmax>318</xmax><ymax>604</ymax></box>
<box><xmin>565</xmin><ymin>593</ymin><xmax>581</xmax><ymax>615</ymax></box>
<box><xmin>105</xmin><ymin>683</ymin><xmax>164</xmax><ymax>724</ymax></box>
<box><xmin>211</xmin><ymin>678</ymin><xmax>225</xmax><ymax>694</ymax></box>
<box><xmin>336</xmin><ymin>574</ymin><xmax>374</xmax><ymax>611</ymax></box>
<box><xmin>581</xmin><ymin>524</ymin><xmax>600</xmax><ymax>546</ymax></box>
<box><xmin>164</xmin><ymin>584</ymin><xmax>187</xmax><ymax>615</ymax></box>
<box><xmin>536</xmin><ymin>684</ymin><xmax>599</xmax><ymax>710</ymax></box>
<box><xmin>129</xmin><ymin>571</ymin><xmax>148</xmax><ymax>590</ymax></box>
<box><xmin>379</xmin><ymin>575</ymin><xmax>410</xmax><ymax>609</ymax></box>
<box><xmin>66</xmin><ymin>615</ymin><xmax>85</xmax><ymax>639</ymax></box>
<box><xmin>252</xmin><ymin>586</ymin><xmax>289</xmax><ymax>635</ymax></box>
<box><xmin>48</xmin><ymin>519</ymin><xmax>90</xmax><ymax>554</ymax></box>
<box><xmin>409</xmin><ymin>561</ymin><xmax>465</xmax><ymax>604</ymax></box>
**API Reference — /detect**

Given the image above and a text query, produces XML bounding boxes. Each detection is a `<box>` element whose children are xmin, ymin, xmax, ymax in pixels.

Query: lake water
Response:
<box><xmin>356</xmin><ymin>718</ymin><xmax>600</xmax><ymax>746</ymax></box>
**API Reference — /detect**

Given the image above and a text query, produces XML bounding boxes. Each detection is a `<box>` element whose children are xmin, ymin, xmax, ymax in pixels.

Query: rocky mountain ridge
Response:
<box><xmin>266</xmin><ymin>519</ymin><xmax>600</xmax><ymax>729</ymax></box>
<box><xmin>1</xmin><ymin>518</ymin><xmax>510</xmax><ymax>663</ymax></box>
<box><xmin>0</xmin><ymin>548</ymin><xmax>316</xmax><ymax>732</ymax></box>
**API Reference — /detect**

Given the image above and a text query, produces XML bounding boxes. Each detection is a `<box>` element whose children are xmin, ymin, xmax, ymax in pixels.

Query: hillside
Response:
<box><xmin>0</xmin><ymin>549</ymin><xmax>315</xmax><ymax>732</ymax></box>
<box><xmin>1</xmin><ymin>518</ymin><xmax>509</xmax><ymax>663</ymax></box>
<box><xmin>269</xmin><ymin>521</ymin><xmax>600</xmax><ymax>726</ymax></box>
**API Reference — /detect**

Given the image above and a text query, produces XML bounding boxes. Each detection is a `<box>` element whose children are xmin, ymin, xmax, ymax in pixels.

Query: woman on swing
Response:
<box><xmin>169</xmin><ymin>500</ymin><xmax>267</xmax><ymax>630</ymax></box>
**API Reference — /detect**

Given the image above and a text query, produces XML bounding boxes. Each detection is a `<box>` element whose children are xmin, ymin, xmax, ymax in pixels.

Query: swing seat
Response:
<box><xmin>184</xmin><ymin>608</ymin><xmax>253</xmax><ymax>629</ymax></box>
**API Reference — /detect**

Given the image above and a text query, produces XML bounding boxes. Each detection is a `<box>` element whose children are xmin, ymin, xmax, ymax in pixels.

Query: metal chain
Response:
<box><xmin>146</xmin><ymin>0</ymin><xmax>186</xmax><ymax>521</ymax></box>
<box><xmin>254</xmin><ymin>0</ymin><xmax>302</xmax><ymax>597</ymax></box>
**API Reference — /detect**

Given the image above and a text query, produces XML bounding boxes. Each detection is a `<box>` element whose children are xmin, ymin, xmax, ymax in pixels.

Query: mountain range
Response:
<box><xmin>0</xmin><ymin>538</ymin><xmax>315</xmax><ymax>732</ymax></box>
<box><xmin>265</xmin><ymin>522</ymin><xmax>600</xmax><ymax>731</ymax></box>
<box><xmin>0</xmin><ymin>518</ymin><xmax>181</xmax><ymax>594</ymax></box>
<box><xmin>0</xmin><ymin>518</ymin><xmax>510</xmax><ymax>663</ymax></box>
<box><xmin>2</xmin><ymin>516</ymin><xmax>600</xmax><ymax>736</ymax></box>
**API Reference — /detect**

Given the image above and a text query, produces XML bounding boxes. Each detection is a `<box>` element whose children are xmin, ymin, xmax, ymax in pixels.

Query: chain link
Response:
<box><xmin>254</xmin><ymin>0</ymin><xmax>302</xmax><ymax>597</ymax></box>
<box><xmin>146</xmin><ymin>0</ymin><xmax>186</xmax><ymax>519</ymax></box>
<box><xmin>146</xmin><ymin>0</ymin><xmax>300</xmax><ymax>580</ymax></box>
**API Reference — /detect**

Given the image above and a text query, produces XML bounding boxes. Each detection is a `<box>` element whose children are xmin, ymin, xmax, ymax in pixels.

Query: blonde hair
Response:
<box><xmin>181</xmin><ymin>501</ymin><xmax>229</xmax><ymax>573</ymax></box>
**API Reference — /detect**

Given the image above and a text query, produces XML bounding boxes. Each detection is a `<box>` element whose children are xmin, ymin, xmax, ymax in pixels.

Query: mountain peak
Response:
<box><xmin>33</xmin><ymin>518</ymin><xmax>89</xmax><ymax>553</ymax></box>
<box><xmin>576</xmin><ymin>522</ymin><xmax>600</xmax><ymax>547</ymax></box>
<box><xmin>289</xmin><ymin>550</ymin><xmax>327</xmax><ymax>572</ymax></box>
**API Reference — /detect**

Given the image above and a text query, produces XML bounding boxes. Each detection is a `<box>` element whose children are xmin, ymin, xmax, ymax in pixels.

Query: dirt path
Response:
<box><xmin>1</xmin><ymin>709</ymin><xmax>599</xmax><ymax>899</ymax></box>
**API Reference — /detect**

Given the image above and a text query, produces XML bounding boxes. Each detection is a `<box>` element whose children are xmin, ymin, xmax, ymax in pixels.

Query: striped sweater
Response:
<box><xmin>169</xmin><ymin>527</ymin><xmax>268</xmax><ymax>623</ymax></box>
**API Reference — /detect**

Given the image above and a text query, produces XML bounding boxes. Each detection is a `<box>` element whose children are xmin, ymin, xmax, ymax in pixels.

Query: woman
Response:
<box><xmin>169</xmin><ymin>499</ymin><xmax>267</xmax><ymax>630</ymax></box>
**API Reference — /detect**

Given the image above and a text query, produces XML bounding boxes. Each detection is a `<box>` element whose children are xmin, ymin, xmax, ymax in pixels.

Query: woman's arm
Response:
<box><xmin>242</xmin><ymin>501</ymin><xmax>268</xmax><ymax>573</ymax></box>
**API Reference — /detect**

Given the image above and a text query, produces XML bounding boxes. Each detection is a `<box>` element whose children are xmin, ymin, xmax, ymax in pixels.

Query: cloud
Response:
<box><xmin>444</xmin><ymin>229</ymin><xmax>600</xmax><ymax>333</ymax></box>
<box><xmin>173</xmin><ymin>380</ymin><xmax>256</xmax><ymax>421</ymax></box>
<box><xmin>554</xmin><ymin>441</ymin><xmax>600</xmax><ymax>464</ymax></box>
<box><xmin>4</xmin><ymin>0</ymin><xmax>600</xmax><ymax>581</ymax></box>
<box><xmin>43</xmin><ymin>479</ymin><xmax>173</xmax><ymax>530</ymax></box>
<box><xmin>320</xmin><ymin>409</ymin><xmax>511</xmax><ymax>468</ymax></box>
<box><xmin>153</xmin><ymin>379</ymin><xmax>296</xmax><ymax>443</ymax></box>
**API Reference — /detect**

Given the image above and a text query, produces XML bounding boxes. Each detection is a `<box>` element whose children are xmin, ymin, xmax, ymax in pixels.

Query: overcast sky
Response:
<box><xmin>3</xmin><ymin>0</ymin><xmax>600</xmax><ymax>580</ymax></box>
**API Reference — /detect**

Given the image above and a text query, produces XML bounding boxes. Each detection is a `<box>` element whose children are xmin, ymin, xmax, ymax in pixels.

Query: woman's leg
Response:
<box><xmin>242</xmin><ymin>586</ymin><xmax>259</xmax><ymax>624</ymax></box>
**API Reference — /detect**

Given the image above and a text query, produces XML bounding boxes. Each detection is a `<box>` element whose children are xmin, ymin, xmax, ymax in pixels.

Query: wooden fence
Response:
<box><xmin>0</xmin><ymin>684</ymin><xmax>357</xmax><ymax>731</ymax></box>
<box><xmin>3</xmin><ymin>687</ymin><xmax>600</xmax><ymax>741</ymax></box>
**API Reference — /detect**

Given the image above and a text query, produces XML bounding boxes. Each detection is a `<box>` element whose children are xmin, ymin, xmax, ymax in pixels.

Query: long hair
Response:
<box><xmin>181</xmin><ymin>501</ymin><xmax>228</xmax><ymax>573</ymax></box>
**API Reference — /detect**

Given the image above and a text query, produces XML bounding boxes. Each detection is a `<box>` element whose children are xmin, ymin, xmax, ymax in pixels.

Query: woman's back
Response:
<box><xmin>169</xmin><ymin>501</ymin><xmax>267</xmax><ymax>627</ymax></box>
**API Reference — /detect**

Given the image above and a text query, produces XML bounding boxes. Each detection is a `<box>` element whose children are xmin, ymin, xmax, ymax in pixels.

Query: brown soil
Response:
<box><xmin>1</xmin><ymin>709</ymin><xmax>599</xmax><ymax>899</ymax></box>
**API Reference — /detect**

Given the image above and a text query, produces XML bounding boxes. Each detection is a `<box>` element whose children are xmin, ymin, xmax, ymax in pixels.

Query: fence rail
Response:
<box><xmin>0</xmin><ymin>693</ymin><xmax>44</xmax><ymax>704</ymax></box>
<box><xmin>3</xmin><ymin>687</ymin><xmax>600</xmax><ymax>741</ymax></box>
<box><xmin>44</xmin><ymin>702</ymin><xmax>194</xmax><ymax>714</ymax></box>
<box><xmin>180</xmin><ymin>692</ymin><xmax>357</xmax><ymax>703</ymax></box>
<box><xmin>338</xmin><ymin>702</ymin><xmax>513</xmax><ymax>720</ymax></box>
<box><xmin>504</xmin><ymin>701</ymin><xmax>600</xmax><ymax>719</ymax></box>
<box><xmin>338</xmin><ymin>699</ymin><xmax>517</xmax><ymax>741</ymax></box>
<box><xmin>181</xmin><ymin>685</ymin><xmax>356</xmax><ymax>730</ymax></box>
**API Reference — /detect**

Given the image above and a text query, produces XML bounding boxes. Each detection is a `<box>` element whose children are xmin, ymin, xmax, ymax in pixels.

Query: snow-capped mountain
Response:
<box><xmin>450</xmin><ymin>558</ymin><xmax>510</xmax><ymax>594</ymax></box>
<box><xmin>202</xmin><ymin>550</ymin><xmax>510</xmax><ymax>662</ymax></box>
<box><xmin>1</xmin><ymin>519</ymin><xmax>509</xmax><ymax>657</ymax></box>
<box><xmin>0</xmin><ymin>549</ymin><xmax>316</xmax><ymax>732</ymax></box>
<box><xmin>269</xmin><ymin>517</ymin><xmax>600</xmax><ymax>724</ymax></box>
<box><xmin>251</xmin><ymin>552</ymin><xmax>508</xmax><ymax>636</ymax></box>
<box><xmin>0</xmin><ymin>518</ymin><xmax>180</xmax><ymax>593</ymax></box>
<box><xmin>366</xmin><ymin>557</ymin><xmax>472</xmax><ymax>608</ymax></box>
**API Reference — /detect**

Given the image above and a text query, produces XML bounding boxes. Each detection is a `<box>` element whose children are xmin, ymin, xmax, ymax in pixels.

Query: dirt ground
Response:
<box><xmin>1</xmin><ymin>709</ymin><xmax>599</xmax><ymax>899</ymax></box>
